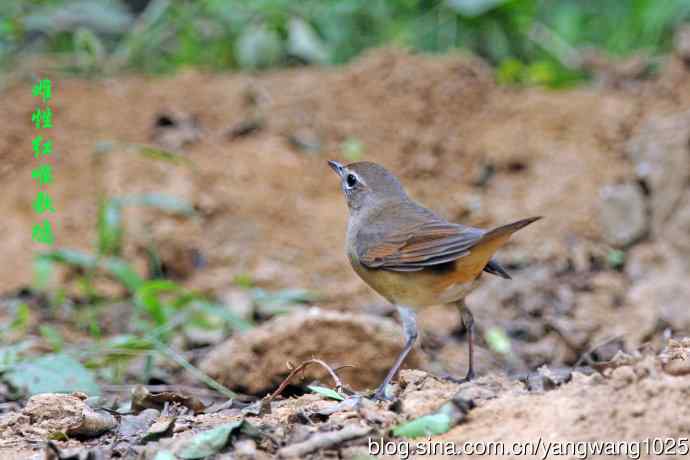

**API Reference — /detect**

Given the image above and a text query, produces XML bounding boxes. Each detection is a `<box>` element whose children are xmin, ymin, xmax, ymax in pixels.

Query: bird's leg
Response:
<box><xmin>445</xmin><ymin>301</ymin><xmax>476</xmax><ymax>383</ymax></box>
<box><xmin>461</xmin><ymin>305</ymin><xmax>476</xmax><ymax>381</ymax></box>
<box><xmin>372</xmin><ymin>305</ymin><xmax>418</xmax><ymax>401</ymax></box>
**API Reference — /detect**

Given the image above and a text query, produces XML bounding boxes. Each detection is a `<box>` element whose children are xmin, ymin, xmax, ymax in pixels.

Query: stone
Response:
<box><xmin>199</xmin><ymin>308</ymin><xmax>424</xmax><ymax>394</ymax></box>
<box><xmin>675</xmin><ymin>24</ymin><xmax>690</xmax><ymax>62</ymax></box>
<box><xmin>626</xmin><ymin>112</ymin><xmax>690</xmax><ymax>235</ymax></box>
<box><xmin>664</xmin><ymin>190</ymin><xmax>690</xmax><ymax>264</ymax></box>
<box><xmin>599</xmin><ymin>183</ymin><xmax>648</xmax><ymax>247</ymax></box>
<box><xmin>627</xmin><ymin>268</ymin><xmax>690</xmax><ymax>333</ymax></box>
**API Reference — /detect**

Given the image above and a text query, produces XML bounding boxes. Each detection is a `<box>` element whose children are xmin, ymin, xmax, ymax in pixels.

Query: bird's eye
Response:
<box><xmin>346</xmin><ymin>174</ymin><xmax>358</xmax><ymax>188</ymax></box>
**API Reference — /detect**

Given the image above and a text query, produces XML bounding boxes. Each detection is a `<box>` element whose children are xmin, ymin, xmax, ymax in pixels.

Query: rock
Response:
<box><xmin>453</xmin><ymin>373</ymin><xmax>526</xmax><ymax>404</ymax></box>
<box><xmin>624</xmin><ymin>242</ymin><xmax>669</xmax><ymax>281</ymax></box>
<box><xmin>219</xmin><ymin>288</ymin><xmax>254</xmax><ymax>320</ymax></box>
<box><xmin>575</xmin><ymin>270</ymin><xmax>656</xmax><ymax>351</ymax></box>
<box><xmin>610</xmin><ymin>365</ymin><xmax>637</xmax><ymax>389</ymax></box>
<box><xmin>598</xmin><ymin>183</ymin><xmax>648</xmax><ymax>247</ymax></box>
<box><xmin>660</xmin><ymin>338</ymin><xmax>690</xmax><ymax>376</ymax></box>
<box><xmin>151</xmin><ymin>111</ymin><xmax>201</xmax><ymax>151</ymax></box>
<box><xmin>626</xmin><ymin>112</ymin><xmax>690</xmax><ymax>235</ymax></box>
<box><xmin>24</xmin><ymin>393</ymin><xmax>86</xmax><ymax>433</ymax></box>
<box><xmin>13</xmin><ymin>393</ymin><xmax>117</xmax><ymax>441</ymax></box>
<box><xmin>674</xmin><ymin>24</ymin><xmax>690</xmax><ymax>62</ymax></box>
<box><xmin>199</xmin><ymin>308</ymin><xmax>424</xmax><ymax>394</ymax></box>
<box><xmin>626</xmin><ymin>268</ymin><xmax>690</xmax><ymax>333</ymax></box>
<box><xmin>664</xmin><ymin>190</ymin><xmax>690</xmax><ymax>264</ymax></box>
<box><xmin>396</xmin><ymin>370</ymin><xmax>458</xmax><ymax>418</ymax></box>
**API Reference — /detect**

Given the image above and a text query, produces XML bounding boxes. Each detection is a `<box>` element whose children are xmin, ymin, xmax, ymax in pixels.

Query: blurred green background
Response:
<box><xmin>3</xmin><ymin>0</ymin><xmax>690</xmax><ymax>86</ymax></box>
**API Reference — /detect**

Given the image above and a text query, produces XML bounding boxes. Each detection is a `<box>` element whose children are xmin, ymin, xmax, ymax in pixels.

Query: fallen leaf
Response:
<box><xmin>3</xmin><ymin>354</ymin><xmax>100</xmax><ymax>396</ymax></box>
<box><xmin>175</xmin><ymin>420</ymin><xmax>246</xmax><ymax>459</ymax></box>
<box><xmin>392</xmin><ymin>397</ymin><xmax>473</xmax><ymax>438</ymax></box>
<box><xmin>66</xmin><ymin>405</ymin><xmax>117</xmax><ymax>438</ymax></box>
<box><xmin>307</xmin><ymin>385</ymin><xmax>345</xmax><ymax>401</ymax></box>
<box><xmin>152</xmin><ymin>451</ymin><xmax>176</xmax><ymax>460</ymax></box>
<box><xmin>142</xmin><ymin>415</ymin><xmax>176</xmax><ymax>443</ymax></box>
<box><xmin>131</xmin><ymin>385</ymin><xmax>206</xmax><ymax>414</ymax></box>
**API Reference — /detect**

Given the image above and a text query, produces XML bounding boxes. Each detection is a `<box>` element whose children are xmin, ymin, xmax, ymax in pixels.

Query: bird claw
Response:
<box><xmin>370</xmin><ymin>384</ymin><xmax>395</xmax><ymax>401</ymax></box>
<box><xmin>442</xmin><ymin>370</ymin><xmax>475</xmax><ymax>384</ymax></box>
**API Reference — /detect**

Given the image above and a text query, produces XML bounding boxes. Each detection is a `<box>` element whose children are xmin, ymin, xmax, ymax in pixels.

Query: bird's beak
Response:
<box><xmin>328</xmin><ymin>160</ymin><xmax>344</xmax><ymax>177</ymax></box>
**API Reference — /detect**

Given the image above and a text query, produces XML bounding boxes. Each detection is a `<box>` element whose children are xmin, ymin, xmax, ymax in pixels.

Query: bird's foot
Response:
<box><xmin>370</xmin><ymin>384</ymin><xmax>395</xmax><ymax>401</ymax></box>
<box><xmin>442</xmin><ymin>369</ymin><xmax>475</xmax><ymax>384</ymax></box>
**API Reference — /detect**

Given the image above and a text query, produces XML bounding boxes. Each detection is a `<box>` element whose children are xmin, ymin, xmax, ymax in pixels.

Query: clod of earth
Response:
<box><xmin>0</xmin><ymin>393</ymin><xmax>116</xmax><ymax>444</ymax></box>
<box><xmin>200</xmin><ymin>308</ymin><xmax>424</xmax><ymax>394</ymax></box>
<box><xmin>598</xmin><ymin>182</ymin><xmax>648</xmax><ymax>247</ymax></box>
<box><xmin>626</xmin><ymin>111</ymin><xmax>690</xmax><ymax>237</ymax></box>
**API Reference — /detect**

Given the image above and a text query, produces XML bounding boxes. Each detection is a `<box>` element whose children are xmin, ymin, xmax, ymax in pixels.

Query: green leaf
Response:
<box><xmin>496</xmin><ymin>58</ymin><xmax>525</xmax><ymax>85</ymax></box>
<box><xmin>607</xmin><ymin>249</ymin><xmax>625</xmax><ymax>269</ymax></box>
<box><xmin>252</xmin><ymin>288</ymin><xmax>317</xmax><ymax>316</ymax></box>
<box><xmin>23</xmin><ymin>0</ymin><xmax>133</xmax><ymax>35</ymax></box>
<box><xmin>134</xmin><ymin>280</ymin><xmax>181</xmax><ymax>325</ymax></box>
<box><xmin>73</xmin><ymin>26</ymin><xmax>106</xmax><ymax>71</ymax></box>
<box><xmin>95</xmin><ymin>142</ymin><xmax>194</xmax><ymax>165</ymax></box>
<box><xmin>392</xmin><ymin>411</ymin><xmax>453</xmax><ymax>438</ymax></box>
<box><xmin>32</xmin><ymin>257</ymin><xmax>56</xmax><ymax>291</ymax></box>
<box><xmin>0</xmin><ymin>342</ymin><xmax>32</xmax><ymax>372</ymax></box>
<box><xmin>446</xmin><ymin>0</ymin><xmax>509</xmax><ymax>17</ymax></box>
<box><xmin>485</xmin><ymin>327</ymin><xmax>512</xmax><ymax>355</ymax></box>
<box><xmin>97</xmin><ymin>198</ymin><xmax>124</xmax><ymax>256</ymax></box>
<box><xmin>118</xmin><ymin>193</ymin><xmax>196</xmax><ymax>216</ymax></box>
<box><xmin>100</xmin><ymin>257</ymin><xmax>143</xmax><ymax>292</ymax></box>
<box><xmin>307</xmin><ymin>385</ymin><xmax>345</xmax><ymax>401</ymax></box>
<box><xmin>176</xmin><ymin>421</ymin><xmax>245</xmax><ymax>459</ymax></box>
<box><xmin>3</xmin><ymin>353</ymin><xmax>100</xmax><ymax>396</ymax></box>
<box><xmin>392</xmin><ymin>399</ymin><xmax>471</xmax><ymax>438</ymax></box>
<box><xmin>153</xmin><ymin>451</ymin><xmax>176</xmax><ymax>460</ymax></box>
<box><xmin>38</xmin><ymin>250</ymin><xmax>143</xmax><ymax>292</ymax></box>
<box><xmin>39</xmin><ymin>325</ymin><xmax>64</xmax><ymax>352</ymax></box>
<box><xmin>10</xmin><ymin>303</ymin><xmax>30</xmax><ymax>334</ymax></box>
<box><xmin>39</xmin><ymin>249</ymin><xmax>97</xmax><ymax>268</ymax></box>
<box><xmin>525</xmin><ymin>60</ymin><xmax>557</xmax><ymax>86</ymax></box>
<box><xmin>102</xmin><ymin>334</ymin><xmax>154</xmax><ymax>351</ymax></box>
<box><xmin>288</xmin><ymin>17</ymin><xmax>330</xmax><ymax>64</ymax></box>
<box><xmin>233</xmin><ymin>273</ymin><xmax>254</xmax><ymax>288</ymax></box>
<box><xmin>195</xmin><ymin>301</ymin><xmax>254</xmax><ymax>333</ymax></box>
<box><xmin>137</xmin><ymin>145</ymin><xmax>193</xmax><ymax>165</ymax></box>
<box><xmin>235</xmin><ymin>24</ymin><xmax>282</xmax><ymax>70</ymax></box>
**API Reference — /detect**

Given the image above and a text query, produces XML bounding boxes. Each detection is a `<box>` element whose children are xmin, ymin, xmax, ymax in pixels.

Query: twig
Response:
<box><xmin>574</xmin><ymin>334</ymin><xmax>624</xmax><ymax>367</ymax></box>
<box><xmin>270</xmin><ymin>358</ymin><xmax>343</xmax><ymax>402</ymax></box>
<box><xmin>333</xmin><ymin>364</ymin><xmax>356</xmax><ymax>373</ymax></box>
<box><xmin>261</xmin><ymin>358</ymin><xmax>348</xmax><ymax>413</ymax></box>
<box><xmin>310</xmin><ymin>358</ymin><xmax>345</xmax><ymax>390</ymax></box>
<box><xmin>277</xmin><ymin>424</ymin><xmax>372</xmax><ymax>458</ymax></box>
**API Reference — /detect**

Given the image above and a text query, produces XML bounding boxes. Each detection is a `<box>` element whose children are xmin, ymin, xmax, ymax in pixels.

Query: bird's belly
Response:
<box><xmin>350</xmin><ymin>260</ymin><xmax>477</xmax><ymax>307</ymax></box>
<box><xmin>438</xmin><ymin>279</ymin><xmax>479</xmax><ymax>304</ymax></box>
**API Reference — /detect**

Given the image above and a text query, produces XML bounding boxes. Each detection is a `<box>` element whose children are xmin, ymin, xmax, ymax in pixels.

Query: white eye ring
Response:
<box><xmin>345</xmin><ymin>173</ymin><xmax>358</xmax><ymax>188</ymax></box>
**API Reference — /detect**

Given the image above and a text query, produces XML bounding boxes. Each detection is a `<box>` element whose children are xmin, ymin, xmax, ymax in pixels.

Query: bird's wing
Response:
<box><xmin>358</xmin><ymin>219</ymin><xmax>485</xmax><ymax>272</ymax></box>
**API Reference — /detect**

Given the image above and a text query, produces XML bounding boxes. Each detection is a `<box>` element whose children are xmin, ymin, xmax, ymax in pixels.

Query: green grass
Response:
<box><xmin>2</xmin><ymin>0</ymin><xmax>690</xmax><ymax>86</ymax></box>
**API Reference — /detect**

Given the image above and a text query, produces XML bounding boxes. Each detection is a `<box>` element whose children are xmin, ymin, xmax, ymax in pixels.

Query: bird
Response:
<box><xmin>328</xmin><ymin>160</ymin><xmax>541</xmax><ymax>400</ymax></box>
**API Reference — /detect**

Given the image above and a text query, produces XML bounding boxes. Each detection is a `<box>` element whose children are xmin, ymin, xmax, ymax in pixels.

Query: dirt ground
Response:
<box><xmin>2</xmin><ymin>48</ymin><xmax>690</xmax><ymax>458</ymax></box>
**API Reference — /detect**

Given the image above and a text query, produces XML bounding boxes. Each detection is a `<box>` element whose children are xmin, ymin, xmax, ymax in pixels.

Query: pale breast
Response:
<box><xmin>348</xmin><ymin>258</ymin><xmax>478</xmax><ymax>308</ymax></box>
<box><xmin>438</xmin><ymin>279</ymin><xmax>479</xmax><ymax>304</ymax></box>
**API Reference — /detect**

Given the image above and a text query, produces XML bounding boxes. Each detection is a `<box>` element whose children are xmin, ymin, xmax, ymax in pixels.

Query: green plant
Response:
<box><xmin>3</xmin><ymin>0</ymin><xmax>690</xmax><ymax>86</ymax></box>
